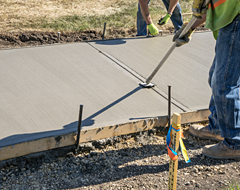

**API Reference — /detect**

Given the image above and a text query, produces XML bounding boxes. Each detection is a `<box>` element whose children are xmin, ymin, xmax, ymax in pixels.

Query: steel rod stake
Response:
<box><xmin>102</xmin><ymin>22</ymin><xmax>106</xmax><ymax>40</ymax></box>
<box><xmin>168</xmin><ymin>85</ymin><xmax>171</xmax><ymax>130</ymax></box>
<box><xmin>76</xmin><ymin>105</ymin><xmax>83</xmax><ymax>153</ymax></box>
<box><xmin>57</xmin><ymin>32</ymin><xmax>60</xmax><ymax>43</ymax></box>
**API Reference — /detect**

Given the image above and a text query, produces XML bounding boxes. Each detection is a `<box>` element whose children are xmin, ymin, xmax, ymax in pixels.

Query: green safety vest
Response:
<box><xmin>205</xmin><ymin>0</ymin><xmax>240</xmax><ymax>39</ymax></box>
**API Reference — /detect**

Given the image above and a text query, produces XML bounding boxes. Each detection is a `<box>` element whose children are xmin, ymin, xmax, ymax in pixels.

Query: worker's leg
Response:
<box><xmin>210</xmin><ymin>14</ymin><xmax>240</xmax><ymax>150</ymax></box>
<box><xmin>137</xmin><ymin>2</ymin><xmax>149</xmax><ymax>36</ymax></box>
<box><xmin>189</xmin><ymin>54</ymin><xmax>224</xmax><ymax>141</ymax></box>
<box><xmin>207</xmin><ymin>57</ymin><xmax>221</xmax><ymax>135</ymax></box>
<box><xmin>161</xmin><ymin>0</ymin><xmax>183</xmax><ymax>31</ymax></box>
<box><xmin>171</xmin><ymin>2</ymin><xmax>183</xmax><ymax>31</ymax></box>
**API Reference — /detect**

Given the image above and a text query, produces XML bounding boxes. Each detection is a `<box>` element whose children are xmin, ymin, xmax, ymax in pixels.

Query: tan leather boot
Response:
<box><xmin>203</xmin><ymin>142</ymin><xmax>240</xmax><ymax>160</ymax></box>
<box><xmin>189</xmin><ymin>124</ymin><xmax>224</xmax><ymax>141</ymax></box>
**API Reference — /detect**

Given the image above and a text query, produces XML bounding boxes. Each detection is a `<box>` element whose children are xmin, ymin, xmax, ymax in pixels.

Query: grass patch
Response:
<box><xmin>25</xmin><ymin>6</ymin><xmax>140</xmax><ymax>32</ymax></box>
<box><xmin>224</xmin><ymin>180</ymin><xmax>240</xmax><ymax>190</ymax></box>
<box><xmin>1</xmin><ymin>0</ymin><xmax>193</xmax><ymax>32</ymax></box>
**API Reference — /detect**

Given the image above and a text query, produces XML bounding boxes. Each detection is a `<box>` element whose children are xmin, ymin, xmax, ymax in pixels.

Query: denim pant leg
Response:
<box><xmin>137</xmin><ymin>1</ymin><xmax>150</xmax><ymax>36</ymax></box>
<box><xmin>207</xmin><ymin>57</ymin><xmax>221</xmax><ymax>135</ymax></box>
<box><xmin>161</xmin><ymin>0</ymin><xmax>183</xmax><ymax>31</ymax></box>
<box><xmin>211</xmin><ymin>14</ymin><xmax>240</xmax><ymax>149</ymax></box>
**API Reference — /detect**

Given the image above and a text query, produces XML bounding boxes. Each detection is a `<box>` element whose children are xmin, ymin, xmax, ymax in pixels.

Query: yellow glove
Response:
<box><xmin>172</xmin><ymin>24</ymin><xmax>195</xmax><ymax>47</ymax></box>
<box><xmin>192</xmin><ymin>0</ymin><xmax>211</xmax><ymax>18</ymax></box>
<box><xmin>158</xmin><ymin>13</ymin><xmax>171</xmax><ymax>26</ymax></box>
<box><xmin>147</xmin><ymin>23</ymin><xmax>159</xmax><ymax>36</ymax></box>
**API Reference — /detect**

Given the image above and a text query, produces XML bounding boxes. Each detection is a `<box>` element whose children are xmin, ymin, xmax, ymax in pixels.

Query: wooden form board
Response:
<box><xmin>0</xmin><ymin>109</ymin><xmax>210</xmax><ymax>161</ymax></box>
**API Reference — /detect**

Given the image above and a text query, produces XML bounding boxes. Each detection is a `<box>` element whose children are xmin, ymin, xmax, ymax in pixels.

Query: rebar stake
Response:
<box><xmin>102</xmin><ymin>22</ymin><xmax>106</xmax><ymax>40</ymax></box>
<box><xmin>168</xmin><ymin>85</ymin><xmax>171</xmax><ymax>130</ymax></box>
<box><xmin>57</xmin><ymin>32</ymin><xmax>61</xmax><ymax>43</ymax></box>
<box><xmin>76</xmin><ymin>105</ymin><xmax>83</xmax><ymax>154</ymax></box>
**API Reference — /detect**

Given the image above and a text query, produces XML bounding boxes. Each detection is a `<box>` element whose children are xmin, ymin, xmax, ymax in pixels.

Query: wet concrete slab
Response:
<box><xmin>89</xmin><ymin>32</ymin><xmax>216</xmax><ymax>111</ymax></box>
<box><xmin>0</xmin><ymin>42</ymin><xmax>182</xmax><ymax>148</ymax></box>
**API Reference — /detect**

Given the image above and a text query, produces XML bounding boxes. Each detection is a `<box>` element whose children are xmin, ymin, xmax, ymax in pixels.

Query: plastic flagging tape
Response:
<box><xmin>166</xmin><ymin>125</ymin><xmax>191</xmax><ymax>163</ymax></box>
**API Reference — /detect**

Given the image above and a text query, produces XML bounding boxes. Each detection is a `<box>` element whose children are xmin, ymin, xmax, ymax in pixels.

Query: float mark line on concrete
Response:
<box><xmin>87</xmin><ymin>42</ymin><xmax>189</xmax><ymax>112</ymax></box>
<box><xmin>87</xmin><ymin>42</ymin><xmax>146</xmax><ymax>83</ymax></box>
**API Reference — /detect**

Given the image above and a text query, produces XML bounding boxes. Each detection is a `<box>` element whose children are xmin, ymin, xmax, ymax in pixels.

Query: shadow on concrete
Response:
<box><xmin>95</xmin><ymin>39</ymin><xmax>127</xmax><ymax>45</ymax></box>
<box><xmin>0</xmin><ymin>86</ymin><xmax>143</xmax><ymax>148</ymax></box>
<box><xmin>91</xmin><ymin>35</ymin><xmax>158</xmax><ymax>46</ymax></box>
<box><xmin>129</xmin><ymin>116</ymin><xmax>156</xmax><ymax>120</ymax></box>
<box><xmin>65</xmin><ymin>86</ymin><xmax>142</xmax><ymax>128</ymax></box>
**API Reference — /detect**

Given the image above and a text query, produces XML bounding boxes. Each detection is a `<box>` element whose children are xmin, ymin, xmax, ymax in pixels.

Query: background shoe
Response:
<box><xmin>203</xmin><ymin>142</ymin><xmax>240</xmax><ymax>160</ymax></box>
<box><xmin>189</xmin><ymin>124</ymin><xmax>224</xmax><ymax>141</ymax></box>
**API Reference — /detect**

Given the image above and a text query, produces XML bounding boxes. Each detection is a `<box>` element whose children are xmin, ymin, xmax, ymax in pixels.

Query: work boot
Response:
<box><xmin>203</xmin><ymin>142</ymin><xmax>240</xmax><ymax>160</ymax></box>
<box><xmin>189</xmin><ymin>124</ymin><xmax>224</xmax><ymax>141</ymax></box>
<box><xmin>147</xmin><ymin>23</ymin><xmax>159</xmax><ymax>36</ymax></box>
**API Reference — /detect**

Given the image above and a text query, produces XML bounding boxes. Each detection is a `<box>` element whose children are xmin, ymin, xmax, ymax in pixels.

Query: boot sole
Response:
<box><xmin>202</xmin><ymin>153</ymin><xmax>240</xmax><ymax>161</ymax></box>
<box><xmin>189</xmin><ymin>131</ymin><xmax>223</xmax><ymax>141</ymax></box>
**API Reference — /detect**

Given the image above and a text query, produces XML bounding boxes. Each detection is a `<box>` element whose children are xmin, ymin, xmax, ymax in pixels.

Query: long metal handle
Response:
<box><xmin>145</xmin><ymin>17</ymin><xmax>197</xmax><ymax>84</ymax></box>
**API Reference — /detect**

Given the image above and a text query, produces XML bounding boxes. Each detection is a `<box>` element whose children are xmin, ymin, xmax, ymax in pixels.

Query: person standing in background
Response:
<box><xmin>137</xmin><ymin>0</ymin><xmax>159</xmax><ymax>36</ymax></box>
<box><xmin>137</xmin><ymin>0</ymin><xmax>183</xmax><ymax>36</ymax></box>
<box><xmin>158</xmin><ymin>0</ymin><xmax>183</xmax><ymax>31</ymax></box>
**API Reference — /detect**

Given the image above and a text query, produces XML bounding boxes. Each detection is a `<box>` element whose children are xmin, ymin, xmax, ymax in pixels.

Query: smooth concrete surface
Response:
<box><xmin>0</xmin><ymin>42</ymin><xmax>182</xmax><ymax>148</ymax></box>
<box><xmin>90</xmin><ymin>32</ymin><xmax>215</xmax><ymax>111</ymax></box>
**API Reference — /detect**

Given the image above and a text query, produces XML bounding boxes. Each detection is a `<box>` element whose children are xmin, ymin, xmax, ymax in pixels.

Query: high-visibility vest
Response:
<box><xmin>205</xmin><ymin>0</ymin><xmax>240</xmax><ymax>32</ymax></box>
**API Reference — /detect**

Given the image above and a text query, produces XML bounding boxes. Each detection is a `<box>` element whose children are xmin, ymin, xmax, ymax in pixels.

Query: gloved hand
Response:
<box><xmin>192</xmin><ymin>0</ymin><xmax>211</xmax><ymax>18</ymax></box>
<box><xmin>158</xmin><ymin>13</ymin><xmax>171</xmax><ymax>26</ymax></box>
<box><xmin>172</xmin><ymin>24</ymin><xmax>195</xmax><ymax>47</ymax></box>
<box><xmin>147</xmin><ymin>23</ymin><xmax>159</xmax><ymax>36</ymax></box>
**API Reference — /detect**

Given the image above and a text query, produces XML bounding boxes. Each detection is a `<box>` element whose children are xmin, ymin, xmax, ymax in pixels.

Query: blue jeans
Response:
<box><xmin>208</xmin><ymin>14</ymin><xmax>240</xmax><ymax>150</ymax></box>
<box><xmin>136</xmin><ymin>0</ymin><xmax>183</xmax><ymax>36</ymax></box>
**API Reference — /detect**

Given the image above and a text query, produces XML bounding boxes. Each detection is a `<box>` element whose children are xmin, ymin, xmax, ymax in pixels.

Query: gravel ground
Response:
<box><xmin>0</xmin><ymin>124</ymin><xmax>240</xmax><ymax>190</ymax></box>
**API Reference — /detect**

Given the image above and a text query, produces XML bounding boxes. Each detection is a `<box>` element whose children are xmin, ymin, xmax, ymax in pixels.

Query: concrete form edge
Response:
<box><xmin>0</xmin><ymin>109</ymin><xmax>210</xmax><ymax>161</ymax></box>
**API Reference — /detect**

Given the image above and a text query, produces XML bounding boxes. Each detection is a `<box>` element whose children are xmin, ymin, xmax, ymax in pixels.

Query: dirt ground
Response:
<box><xmin>0</xmin><ymin>125</ymin><xmax>240</xmax><ymax>190</ymax></box>
<box><xmin>0</xmin><ymin>28</ymin><xmax>137</xmax><ymax>50</ymax></box>
<box><xmin>0</xmin><ymin>24</ymin><xmax>208</xmax><ymax>50</ymax></box>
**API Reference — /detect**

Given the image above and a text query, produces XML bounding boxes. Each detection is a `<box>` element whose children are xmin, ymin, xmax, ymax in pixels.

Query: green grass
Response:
<box><xmin>14</xmin><ymin>0</ymin><xmax>193</xmax><ymax>32</ymax></box>
<box><xmin>224</xmin><ymin>180</ymin><xmax>240</xmax><ymax>190</ymax></box>
<box><xmin>26</xmin><ymin>7</ymin><xmax>139</xmax><ymax>32</ymax></box>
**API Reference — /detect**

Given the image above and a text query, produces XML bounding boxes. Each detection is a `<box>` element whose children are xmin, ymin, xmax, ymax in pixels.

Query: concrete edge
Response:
<box><xmin>0</xmin><ymin>109</ymin><xmax>210</xmax><ymax>161</ymax></box>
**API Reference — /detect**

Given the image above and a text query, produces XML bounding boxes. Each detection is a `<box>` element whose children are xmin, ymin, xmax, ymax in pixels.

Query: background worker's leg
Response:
<box><xmin>161</xmin><ymin>0</ymin><xmax>183</xmax><ymax>31</ymax></box>
<box><xmin>137</xmin><ymin>2</ymin><xmax>148</xmax><ymax>36</ymax></box>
